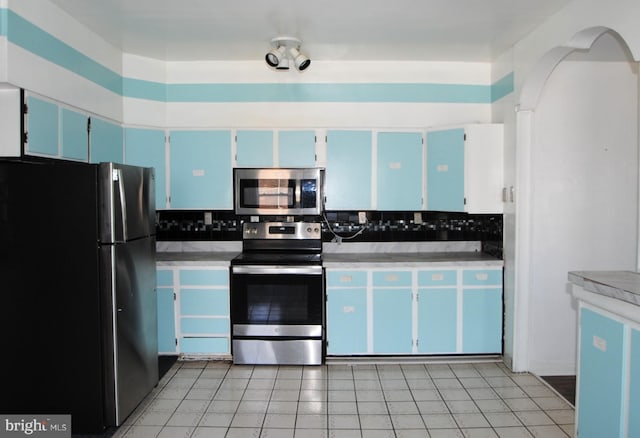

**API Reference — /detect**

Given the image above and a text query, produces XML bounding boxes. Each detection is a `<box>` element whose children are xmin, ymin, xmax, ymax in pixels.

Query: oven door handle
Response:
<box><xmin>232</xmin><ymin>265</ymin><xmax>323</xmax><ymax>275</ymax></box>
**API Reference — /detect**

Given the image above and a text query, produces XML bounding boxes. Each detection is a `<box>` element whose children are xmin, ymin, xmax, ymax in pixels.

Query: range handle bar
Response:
<box><xmin>231</xmin><ymin>265</ymin><xmax>322</xmax><ymax>275</ymax></box>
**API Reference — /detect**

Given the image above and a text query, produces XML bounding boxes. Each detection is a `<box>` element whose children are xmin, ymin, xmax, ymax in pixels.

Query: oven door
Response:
<box><xmin>230</xmin><ymin>265</ymin><xmax>324</xmax><ymax>364</ymax></box>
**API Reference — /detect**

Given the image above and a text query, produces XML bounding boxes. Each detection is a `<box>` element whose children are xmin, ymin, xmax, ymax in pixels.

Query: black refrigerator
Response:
<box><xmin>0</xmin><ymin>158</ymin><xmax>158</xmax><ymax>433</ymax></box>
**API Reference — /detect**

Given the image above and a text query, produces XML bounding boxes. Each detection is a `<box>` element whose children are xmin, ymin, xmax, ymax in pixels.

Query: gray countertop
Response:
<box><xmin>568</xmin><ymin>270</ymin><xmax>640</xmax><ymax>307</ymax></box>
<box><xmin>156</xmin><ymin>251</ymin><xmax>239</xmax><ymax>266</ymax></box>
<box><xmin>322</xmin><ymin>251</ymin><xmax>502</xmax><ymax>267</ymax></box>
<box><xmin>155</xmin><ymin>250</ymin><xmax>502</xmax><ymax>267</ymax></box>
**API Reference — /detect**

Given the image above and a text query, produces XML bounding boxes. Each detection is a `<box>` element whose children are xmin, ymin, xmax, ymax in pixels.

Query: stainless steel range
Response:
<box><xmin>230</xmin><ymin>221</ymin><xmax>324</xmax><ymax>365</ymax></box>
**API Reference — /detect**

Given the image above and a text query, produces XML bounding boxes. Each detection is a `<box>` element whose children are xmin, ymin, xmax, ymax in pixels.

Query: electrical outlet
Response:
<box><xmin>358</xmin><ymin>211</ymin><xmax>367</xmax><ymax>224</ymax></box>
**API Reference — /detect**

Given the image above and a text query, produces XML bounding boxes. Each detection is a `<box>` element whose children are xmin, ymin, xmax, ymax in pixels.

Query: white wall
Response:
<box><xmin>503</xmin><ymin>0</ymin><xmax>640</xmax><ymax>373</ymax></box>
<box><xmin>528</xmin><ymin>58</ymin><xmax>638</xmax><ymax>374</ymax></box>
<box><xmin>136</xmin><ymin>59</ymin><xmax>494</xmax><ymax>129</ymax></box>
<box><xmin>491</xmin><ymin>49</ymin><xmax>517</xmax><ymax>369</ymax></box>
<box><xmin>7</xmin><ymin>0</ymin><xmax>123</xmax><ymax>121</ymax></box>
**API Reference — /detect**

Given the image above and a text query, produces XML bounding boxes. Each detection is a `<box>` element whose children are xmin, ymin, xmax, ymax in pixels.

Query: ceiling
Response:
<box><xmin>48</xmin><ymin>0</ymin><xmax>573</xmax><ymax>62</ymax></box>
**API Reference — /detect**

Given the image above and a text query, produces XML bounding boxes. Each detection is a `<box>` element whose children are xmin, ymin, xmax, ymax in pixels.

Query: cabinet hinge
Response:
<box><xmin>464</xmin><ymin>133</ymin><xmax>467</xmax><ymax>141</ymax></box>
<box><xmin>165</xmin><ymin>135</ymin><xmax>170</xmax><ymax>144</ymax></box>
<box><xmin>314</xmin><ymin>135</ymin><xmax>317</xmax><ymax>143</ymax></box>
<box><xmin>235</xmin><ymin>135</ymin><xmax>238</xmax><ymax>143</ymax></box>
<box><xmin>87</xmin><ymin>117</ymin><xmax>91</xmax><ymax>134</ymax></box>
<box><xmin>173</xmin><ymin>292</ymin><xmax>177</xmax><ymax>301</ymax></box>
<box><xmin>464</xmin><ymin>197</ymin><xmax>467</xmax><ymax>205</ymax></box>
<box><xmin>175</xmin><ymin>338</ymin><xmax>178</xmax><ymax>346</ymax></box>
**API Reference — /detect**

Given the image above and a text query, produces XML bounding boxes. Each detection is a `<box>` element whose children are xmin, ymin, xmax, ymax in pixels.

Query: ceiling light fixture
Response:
<box><xmin>265</xmin><ymin>36</ymin><xmax>311</xmax><ymax>71</ymax></box>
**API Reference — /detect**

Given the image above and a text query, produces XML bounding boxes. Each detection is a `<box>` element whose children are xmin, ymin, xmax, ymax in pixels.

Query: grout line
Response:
<box><xmin>116</xmin><ymin>361</ymin><xmax>575</xmax><ymax>438</ymax></box>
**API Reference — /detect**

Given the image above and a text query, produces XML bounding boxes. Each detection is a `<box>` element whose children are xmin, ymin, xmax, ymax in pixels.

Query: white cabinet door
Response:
<box><xmin>464</xmin><ymin>124</ymin><xmax>504</xmax><ymax>214</ymax></box>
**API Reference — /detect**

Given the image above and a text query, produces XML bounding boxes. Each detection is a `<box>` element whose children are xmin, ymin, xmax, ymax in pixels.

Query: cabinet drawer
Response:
<box><xmin>180</xmin><ymin>289</ymin><xmax>229</xmax><ymax>315</ymax></box>
<box><xmin>418</xmin><ymin>270</ymin><xmax>457</xmax><ymax>286</ymax></box>
<box><xmin>326</xmin><ymin>270</ymin><xmax>368</xmax><ymax>287</ymax></box>
<box><xmin>462</xmin><ymin>269</ymin><xmax>502</xmax><ymax>286</ymax></box>
<box><xmin>181</xmin><ymin>317</ymin><xmax>229</xmax><ymax>335</ymax></box>
<box><xmin>156</xmin><ymin>269</ymin><xmax>174</xmax><ymax>286</ymax></box>
<box><xmin>179</xmin><ymin>269</ymin><xmax>229</xmax><ymax>286</ymax></box>
<box><xmin>372</xmin><ymin>271</ymin><xmax>412</xmax><ymax>287</ymax></box>
<box><xmin>180</xmin><ymin>337</ymin><xmax>229</xmax><ymax>354</ymax></box>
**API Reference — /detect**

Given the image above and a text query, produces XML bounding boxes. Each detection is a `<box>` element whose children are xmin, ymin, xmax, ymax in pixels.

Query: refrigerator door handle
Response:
<box><xmin>116</xmin><ymin>169</ymin><xmax>128</xmax><ymax>242</ymax></box>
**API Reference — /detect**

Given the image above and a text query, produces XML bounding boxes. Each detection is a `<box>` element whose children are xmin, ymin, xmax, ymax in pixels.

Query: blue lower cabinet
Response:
<box><xmin>373</xmin><ymin>288</ymin><xmax>413</xmax><ymax>354</ymax></box>
<box><xmin>181</xmin><ymin>318</ymin><xmax>230</xmax><ymax>335</ymax></box>
<box><xmin>165</xmin><ymin>267</ymin><xmax>232</xmax><ymax>356</ymax></box>
<box><xmin>180</xmin><ymin>337</ymin><xmax>229</xmax><ymax>354</ymax></box>
<box><xmin>326</xmin><ymin>288</ymin><xmax>368</xmax><ymax>354</ymax></box>
<box><xmin>462</xmin><ymin>288</ymin><xmax>502</xmax><ymax>353</ymax></box>
<box><xmin>577</xmin><ymin>308</ymin><xmax>625</xmax><ymax>438</ymax></box>
<box><xmin>157</xmin><ymin>288</ymin><xmax>176</xmax><ymax>353</ymax></box>
<box><xmin>180</xmin><ymin>289</ymin><xmax>229</xmax><ymax>315</ymax></box>
<box><xmin>629</xmin><ymin>329</ymin><xmax>640</xmax><ymax>438</ymax></box>
<box><xmin>418</xmin><ymin>288</ymin><xmax>457</xmax><ymax>353</ymax></box>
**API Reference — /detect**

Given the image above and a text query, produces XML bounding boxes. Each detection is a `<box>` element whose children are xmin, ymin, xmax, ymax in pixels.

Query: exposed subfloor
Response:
<box><xmin>114</xmin><ymin>360</ymin><xmax>575</xmax><ymax>438</ymax></box>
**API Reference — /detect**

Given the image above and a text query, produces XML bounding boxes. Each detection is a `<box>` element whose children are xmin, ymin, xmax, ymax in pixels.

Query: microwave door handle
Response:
<box><xmin>295</xmin><ymin>181</ymin><xmax>301</xmax><ymax>207</ymax></box>
<box><xmin>116</xmin><ymin>168</ymin><xmax>128</xmax><ymax>241</ymax></box>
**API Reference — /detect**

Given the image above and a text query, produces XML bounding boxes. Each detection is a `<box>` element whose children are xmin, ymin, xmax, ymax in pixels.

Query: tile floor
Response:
<box><xmin>115</xmin><ymin>360</ymin><xmax>575</xmax><ymax>438</ymax></box>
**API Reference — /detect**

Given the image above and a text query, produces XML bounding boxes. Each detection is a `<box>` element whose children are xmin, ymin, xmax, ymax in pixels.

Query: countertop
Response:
<box><xmin>568</xmin><ymin>270</ymin><xmax>640</xmax><ymax>307</ymax></box>
<box><xmin>322</xmin><ymin>251</ymin><xmax>502</xmax><ymax>267</ymax></box>
<box><xmin>156</xmin><ymin>251</ymin><xmax>239</xmax><ymax>266</ymax></box>
<box><xmin>155</xmin><ymin>242</ymin><xmax>503</xmax><ymax>267</ymax></box>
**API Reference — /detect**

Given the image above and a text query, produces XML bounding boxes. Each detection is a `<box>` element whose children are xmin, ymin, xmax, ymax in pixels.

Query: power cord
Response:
<box><xmin>322</xmin><ymin>212</ymin><xmax>368</xmax><ymax>243</ymax></box>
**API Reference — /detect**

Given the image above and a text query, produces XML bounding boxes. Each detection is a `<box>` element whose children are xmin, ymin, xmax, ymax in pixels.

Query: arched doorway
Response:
<box><xmin>511</xmin><ymin>27</ymin><xmax>639</xmax><ymax>374</ymax></box>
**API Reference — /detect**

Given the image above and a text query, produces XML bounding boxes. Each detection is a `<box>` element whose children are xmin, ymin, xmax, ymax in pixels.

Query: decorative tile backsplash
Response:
<box><xmin>156</xmin><ymin>210</ymin><xmax>502</xmax><ymax>258</ymax></box>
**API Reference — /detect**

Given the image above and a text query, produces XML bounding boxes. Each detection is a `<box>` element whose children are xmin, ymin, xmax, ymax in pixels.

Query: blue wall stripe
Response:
<box><xmin>123</xmin><ymin>77</ymin><xmax>166</xmax><ymax>101</ymax></box>
<box><xmin>7</xmin><ymin>10</ymin><xmax>122</xmax><ymax>94</ymax></box>
<box><xmin>491</xmin><ymin>72</ymin><xmax>514</xmax><ymax>102</ymax></box>
<box><xmin>166</xmin><ymin>82</ymin><xmax>491</xmax><ymax>103</ymax></box>
<box><xmin>3</xmin><ymin>8</ymin><xmax>513</xmax><ymax>104</ymax></box>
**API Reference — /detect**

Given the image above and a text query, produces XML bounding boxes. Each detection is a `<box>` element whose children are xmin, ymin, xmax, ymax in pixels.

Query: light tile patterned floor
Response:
<box><xmin>115</xmin><ymin>361</ymin><xmax>575</xmax><ymax>438</ymax></box>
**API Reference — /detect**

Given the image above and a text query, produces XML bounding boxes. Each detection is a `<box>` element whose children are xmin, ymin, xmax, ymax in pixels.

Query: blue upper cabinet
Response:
<box><xmin>26</xmin><ymin>95</ymin><xmax>59</xmax><ymax>157</ymax></box>
<box><xmin>426</xmin><ymin>128</ymin><xmax>465</xmax><ymax>212</ymax></box>
<box><xmin>236</xmin><ymin>130</ymin><xmax>274</xmax><ymax>167</ymax></box>
<box><xmin>90</xmin><ymin>117</ymin><xmax>124</xmax><ymax>163</ymax></box>
<box><xmin>60</xmin><ymin>108</ymin><xmax>88</xmax><ymax>161</ymax></box>
<box><xmin>326</xmin><ymin>130</ymin><xmax>373</xmax><ymax>210</ymax></box>
<box><xmin>377</xmin><ymin>131</ymin><xmax>423</xmax><ymax>210</ymax></box>
<box><xmin>278</xmin><ymin>130</ymin><xmax>316</xmax><ymax>167</ymax></box>
<box><xmin>125</xmin><ymin>127</ymin><xmax>167</xmax><ymax>209</ymax></box>
<box><xmin>169</xmin><ymin>130</ymin><xmax>232</xmax><ymax>209</ymax></box>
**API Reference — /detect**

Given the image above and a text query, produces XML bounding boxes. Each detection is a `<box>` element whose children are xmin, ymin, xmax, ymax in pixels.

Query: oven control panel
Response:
<box><xmin>242</xmin><ymin>222</ymin><xmax>322</xmax><ymax>240</ymax></box>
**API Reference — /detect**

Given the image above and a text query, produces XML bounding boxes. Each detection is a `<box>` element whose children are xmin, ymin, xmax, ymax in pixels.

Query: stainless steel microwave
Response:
<box><xmin>234</xmin><ymin>168</ymin><xmax>325</xmax><ymax>216</ymax></box>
